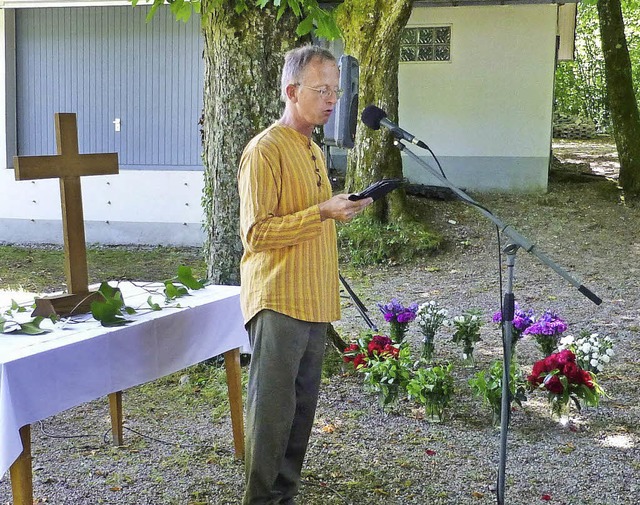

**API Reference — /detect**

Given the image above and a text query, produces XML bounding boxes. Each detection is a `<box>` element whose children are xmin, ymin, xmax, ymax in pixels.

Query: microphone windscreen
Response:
<box><xmin>361</xmin><ymin>105</ymin><xmax>387</xmax><ymax>130</ymax></box>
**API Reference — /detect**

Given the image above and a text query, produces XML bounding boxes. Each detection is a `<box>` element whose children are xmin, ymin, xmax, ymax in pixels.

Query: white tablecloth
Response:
<box><xmin>0</xmin><ymin>282</ymin><xmax>249</xmax><ymax>478</ymax></box>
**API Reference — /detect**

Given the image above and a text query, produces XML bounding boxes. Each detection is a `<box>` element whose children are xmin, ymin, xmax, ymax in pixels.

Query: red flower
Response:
<box><xmin>543</xmin><ymin>354</ymin><xmax>560</xmax><ymax>371</ymax></box>
<box><xmin>563</xmin><ymin>362</ymin><xmax>582</xmax><ymax>384</ymax></box>
<box><xmin>368</xmin><ymin>335</ymin><xmax>393</xmax><ymax>356</ymax></box>
<box><xmin>529</xmin><ymin>360</ymin><xmax>548</xmax><ymax>384</ymax></box>
<box><xmin>353</xmin><ymin>354</ymin><xmax>366</xmax><ymax>369</ymax></box>
<box><xmin>581</xmin><ymin>369</ymin><xmax>594</xmax><ymax>388</ymax></box>
<box><xmin>544</xmin><ymin>374</ymin><xmax>564</xmax><ymax>394</ymax></box>
<box><xmin>541</xmin><ymin>494</ymin><xmax>552</xmax><ymax>501</ymax></box>
<box><xmin>556</xmin><ymin>349</ymin><xmax>575</xmax><ymax>366</ymax></box>
<box><xmin>343</xmin><ymin>344</ymin><xmax>359</xmax><ymax>362</ymax></box>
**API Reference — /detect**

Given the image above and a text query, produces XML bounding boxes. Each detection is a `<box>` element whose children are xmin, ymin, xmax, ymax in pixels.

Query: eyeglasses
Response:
<box><xmin>296</xmin><ymin>84</ymin><xmax>344</xmax><ymax>100</ymax></box>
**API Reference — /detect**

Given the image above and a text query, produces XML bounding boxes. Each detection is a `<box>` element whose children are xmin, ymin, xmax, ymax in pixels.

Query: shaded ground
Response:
<box><xmin>552</xmin><ymin>136</ymin><xmax>620</xmax><ymax>179</ymax></box>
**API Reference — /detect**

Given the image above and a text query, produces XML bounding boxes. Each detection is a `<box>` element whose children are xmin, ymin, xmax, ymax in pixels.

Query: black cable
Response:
<box><xmin>425</xmin><ymin>144</ymin><xmax>447</xmax><ymax>179</ymax></box>
<box><xmin>37</xmin><ymin>420</ymin><xmax>95</xmax><ymax>439</ymax></box>
<box><xmin>38</xmin><ymin>420</ymin><xmax>233</xmax><ymax>456</ymax></box>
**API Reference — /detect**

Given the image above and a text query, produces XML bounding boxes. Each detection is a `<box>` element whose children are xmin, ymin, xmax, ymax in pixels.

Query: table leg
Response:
<box><xmin>9</xmin><ymin>425</ymin><xmax>32</xmax><ymax>505</ymax></box>
<box><xmin>109</xmin><ymin>391</ymin><xmax>124</xmax><ymax>446</ymax></box>
<box><xmin>223</xmin><ymin>347</ymin><xmax>245</xmax><ymax>459</ymax></box>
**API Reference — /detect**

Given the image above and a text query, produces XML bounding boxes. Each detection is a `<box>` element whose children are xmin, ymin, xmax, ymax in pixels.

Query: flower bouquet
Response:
<box><xmin>527</xmin><ymin>349</ymin><xmax>603</xmax><ymax>420</ymax></box>
<box><xmin>406</xmin><ymin>362</ymin><xmax>455</xmax><ymax>422</ymax></box>
<box><xmin>451</xmin><ymin>309</ymin><xmax>484</xmax><ymax>367</ymax></box>
<box><xmin>363</xmin><ymin>344</ymin><xmax>412</xmax><ymax>411</ymax></box>
<box><xmin>492</xmin><ymin>303</ymin><xmax>535</xmax><ymax>357</ymax></box>
<box><xmin>344</xmin><ymin>333</ymin><xmax>410</xmax><ymax>411</ymax></box>
<box><xmin>343</xmin><ymin>333</ymin><xmax>398</xmax><ymax>370</ymax></box>
<box><xmin>559</xmin><ymin>330</ymin><xmax>614</xmax><ymax>374</ymax></box>
<box><xmin>469</xmin><ymin>360</ymin><xmax>527</xmax><ymax>426</ymax></box>
<box><xmin>416</xmin><ymin>300</ymin><xmax>450</xmax><ymax>361</ymax></box>
<box><xmin>378</xmin><ymin>298</ymin><xmax>419</xmax><ymax>343</ymax></box>
<box><xmin>523</xmin><ymin>310</ymin><xmax>568</xmax><ymax>357</ymax></box>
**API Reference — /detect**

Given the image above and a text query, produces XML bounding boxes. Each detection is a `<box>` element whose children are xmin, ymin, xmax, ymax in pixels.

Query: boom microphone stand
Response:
<box><xmin>391</xmin><ymin>139</ymin><xmax>602</xmax><ymax>505</ymax></box>
<box><xmin>339</xmin><ymin>273</ymin><xmax>379</xmax><ymax>332</ymax></box>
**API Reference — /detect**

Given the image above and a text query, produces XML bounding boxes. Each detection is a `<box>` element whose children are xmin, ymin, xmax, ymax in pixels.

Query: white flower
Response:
<box><xmin>590</xmin><ymin>358</ymin><xmax>599</xmax><ymax>368</ymax></box>
<box><xmin>560</xmin><ymin>335</ymin><xmax>574</xmax><ymax>346</ymax></box>
<box><xmin>606</xmin><ymin>348</ymin><xmax>615</xmax><ymax>357</ymax></box>
<box><xmin>581</xmin><ymin>343</ymin><xmax>591</xmax><ymax>354</ymax></box>
<box><xmin>601</xmin><ymin>354</ymin><xmax>610</xmax><ymax>364</ymax></box>
<box><xmin>597</xmin><ymin>363</ymin><xmax>605</xmax><ymax>372</ymax></box>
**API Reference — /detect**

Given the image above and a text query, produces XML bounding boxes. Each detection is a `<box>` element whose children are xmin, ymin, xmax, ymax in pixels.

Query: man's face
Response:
<box><xmin>291</xmin><ymin>58</ymin><xmax>340</xmax><ymax>127</ymax></box>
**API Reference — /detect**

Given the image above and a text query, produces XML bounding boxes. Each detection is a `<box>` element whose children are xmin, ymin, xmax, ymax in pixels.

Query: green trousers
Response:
<box><xmin>242</xmin><ymin>309</ymin><xmax>327</xmax><ymax>505</ymax></box>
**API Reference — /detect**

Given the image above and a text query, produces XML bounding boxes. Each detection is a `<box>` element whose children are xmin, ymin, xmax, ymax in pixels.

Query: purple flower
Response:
<box><xmin>523</xmin><ymin>310</ymin><xmax>567</xmax><ymax>337</ymax></box>
<box><xmin>378</xmin><ymin>298</ymin><xmax>418</xmax><ymax>324</ymax></box>
<box><xmin>492</xmin><ymin>304</ymin><xmax>535</xmax><ymax>334</ymax></box>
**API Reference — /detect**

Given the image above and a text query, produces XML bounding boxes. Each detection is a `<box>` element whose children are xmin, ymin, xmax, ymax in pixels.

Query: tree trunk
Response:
<box><xmin>597</xmin><ymin>0</ymin><xmax>640</xmax><ymax>196</ymax></box>
<box><xmin>200</xmin><ymin>2</ymin><xmax>301</xmax><ymax>284</ymax></box>
<box><xmin>335</xmin><ymin>0</ymin><xmax>413</xmax><ymax>222</ymax></box>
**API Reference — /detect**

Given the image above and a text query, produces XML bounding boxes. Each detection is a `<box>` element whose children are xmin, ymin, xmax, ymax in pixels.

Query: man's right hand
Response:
<box><xmin>319</xmin><ymin>194</ymin><xmax>373</xmax><ymax>222</ymax></box>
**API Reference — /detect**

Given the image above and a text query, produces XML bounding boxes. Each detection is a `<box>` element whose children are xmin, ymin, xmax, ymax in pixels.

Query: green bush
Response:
<box><xmin>468</xmin><ymin>360</ymin><xmax>527</xmax><ymax>424</ymax></box>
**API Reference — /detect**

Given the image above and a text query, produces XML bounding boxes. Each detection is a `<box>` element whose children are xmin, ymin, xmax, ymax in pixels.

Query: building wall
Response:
<box><xmin>0</xmin><ymin>3</ymin><xmax>560</xmax><ymax>247</ymax></box>
<box><xmin>399</xmin><ymin>4</ymin><xmax>557</xmax><ymax>191</ymax></box>
<box><xmin>0</xmin><ymin>5</ymin><xmax>206</xmax><ymax>246</ymax></box>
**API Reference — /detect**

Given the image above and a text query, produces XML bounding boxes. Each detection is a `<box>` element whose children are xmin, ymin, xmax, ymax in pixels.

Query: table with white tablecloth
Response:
<box><xmin>0</xmin><ymin>282</ymin><xmax>249</xmax><ymax>505</ymax></box>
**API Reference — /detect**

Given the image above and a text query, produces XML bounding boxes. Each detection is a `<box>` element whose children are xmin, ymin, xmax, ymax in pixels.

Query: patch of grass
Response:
<box><xmin>0</xmin><ymin>245</ymin><xmax>206</xmax><ymax>293</ymax></box>
<box><xmin>131</xmin><ymin>363</ymin><xmax>248</xmax><ymax>423</ymax></box>
<box><xmin>338</xmin><ymin>216</ymin><xmax>441</xmax><ymax>267</ymax></box>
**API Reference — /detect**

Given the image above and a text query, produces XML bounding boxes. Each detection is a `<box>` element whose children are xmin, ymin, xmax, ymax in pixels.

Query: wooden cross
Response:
<box><xmin>14</xmin><ymin>113</ymin><xmax>119</xmax><ymax>316</ymax></box>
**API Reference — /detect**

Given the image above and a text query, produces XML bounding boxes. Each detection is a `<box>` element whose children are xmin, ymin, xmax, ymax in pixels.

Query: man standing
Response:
<box><xmin>238</xmin><ymin>45</ymin><xmax>372</xmax><ymax>505</ymax></box>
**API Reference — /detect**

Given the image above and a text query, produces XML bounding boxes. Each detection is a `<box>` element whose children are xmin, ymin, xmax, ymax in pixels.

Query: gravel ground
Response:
<box><xmin>2</xmin><ymin>148</ymin><xmax>639</xmax><ymax>505</ymax></box>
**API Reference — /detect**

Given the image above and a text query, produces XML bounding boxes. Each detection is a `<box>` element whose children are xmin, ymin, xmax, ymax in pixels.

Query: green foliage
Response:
<box><xmin>468</xmin><ymin>360</ymin><xmax>527</xmax><ymax>418</ymax></box>
<box><xmin>337</xmin><ymin>216</ymin><xmax>441</xmax><ymax>266</ymax></box>
<box><xmin>406</xmin><ymin>362</ymin><xmax>455</xmax><ymax>417</ymax></box>
<box><xmin>362</xmin><ymin>344</ymin><xmax>413</xmax><ymax>408</ymax></box>
<box><xmin>451</xmin><ymin>309</ymin><xmax>484</xmax><ymax>356</ymax></box>
<box><xmin>90</xmin><ymin>266</ymin><xmax>204</xmax><ymax>326</ymax></box>
<box><xmin>0</xmin><ymin>300</ymin><xmax>53</xmax><ymax>335</ymax></box>
<box><xmin>164</xmin><ymin>265</ymin><xmax>205</xmax><ymax>300</ymax></box>
<box><xmin>134</xmin><ymin>0</ymin><xmax>341</xmax><ymax>39</ymax></box>
<box><xmin>545</xmin><ymin>369</ymin><xmax>604</xmax><ymax>413</ymax></box>
<box><xmin>554</xmin><ymin>1</ymin><xmax>640</xmax><ymax>132</ymax></box>
<box><xmin>91</xmin><ymin>282</ymin><xmax>135</xmax><ymax>327</ymax></box>
<box><xmin>0</xmin><ymin>314</ymin><xmax>50</xmax><ymax>335</ymax></box>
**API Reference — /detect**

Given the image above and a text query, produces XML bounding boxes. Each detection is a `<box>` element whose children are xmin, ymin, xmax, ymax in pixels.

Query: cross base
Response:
<box><xmin>31</xmin><ymin>291</ymin><xmax>103</xmax><ymax>318</ymax></box>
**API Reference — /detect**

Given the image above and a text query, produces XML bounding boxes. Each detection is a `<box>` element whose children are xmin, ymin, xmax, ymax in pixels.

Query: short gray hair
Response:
<box><xmin>280</xmin><ymin>45</ymin><xmax>336</xmax><ymax>101</ymax></box>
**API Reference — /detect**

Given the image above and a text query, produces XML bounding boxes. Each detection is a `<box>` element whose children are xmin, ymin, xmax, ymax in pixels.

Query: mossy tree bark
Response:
<box><xmin>335</xmin><ymin>0</ymin><xmax>413</xmax><ymax>222</ymax></box>
<box><xmin>597</xmin><ymin>0</ymin><xmax>640</xmax><ymax>196</ymax></box>
<box><xmin>200</xmin><ymin>2</ymin><xmax>302</xmax><ymax>284</ymax></box>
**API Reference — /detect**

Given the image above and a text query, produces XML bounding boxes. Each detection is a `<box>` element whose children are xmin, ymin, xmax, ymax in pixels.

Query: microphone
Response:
<box><xmin>361</xmin><ymin>105</ymin><xmax>428</xmax><ymax>149</ymax></box>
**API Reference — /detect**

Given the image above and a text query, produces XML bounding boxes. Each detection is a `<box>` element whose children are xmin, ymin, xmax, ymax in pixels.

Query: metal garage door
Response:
<box><xmin>15</xmin><ymin>6</ymin><xmax>204</xmax><ymax>170</ymax></box>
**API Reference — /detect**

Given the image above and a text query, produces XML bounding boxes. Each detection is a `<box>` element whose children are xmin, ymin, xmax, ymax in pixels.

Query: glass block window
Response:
<box><xmin>400</xmin><ymin>26</ymin><xmax>451</xmax><ymax>62</ymax></box>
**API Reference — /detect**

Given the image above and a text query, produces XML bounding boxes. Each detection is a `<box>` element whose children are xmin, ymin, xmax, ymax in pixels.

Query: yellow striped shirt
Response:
<box><xmin>238</xmin><ymin>123</ymin><xmax>340</xmax><ymax>325</ymax></box>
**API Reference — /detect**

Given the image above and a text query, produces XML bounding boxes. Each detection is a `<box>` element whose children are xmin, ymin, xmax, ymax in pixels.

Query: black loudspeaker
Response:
<box><xmin>323</xmin><ymin>54</ymin><xmax>359</xmax><ymax>149</ymax></box>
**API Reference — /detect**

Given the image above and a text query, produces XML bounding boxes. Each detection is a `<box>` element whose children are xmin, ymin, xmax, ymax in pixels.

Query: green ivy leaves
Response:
<box><xmin>2</xmin><ymin>266</ymin><xmax>206</xmax><ymax>332</ymax></box>
<box><xmin>90</xmin><ymin>282</ymin><xmax>135</xmax><ymax>327</ymax></box>
<box><xmin>0</xmin><ymin>300</ymin><xmax>53</xmax><ymax>335</ymax></box>
<box><xmin>163</xmin><ymin>265</ymin><xmax>205</xmax><ymax>301</ymax></box>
